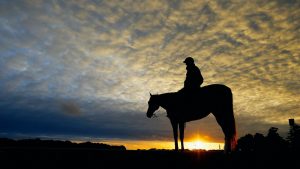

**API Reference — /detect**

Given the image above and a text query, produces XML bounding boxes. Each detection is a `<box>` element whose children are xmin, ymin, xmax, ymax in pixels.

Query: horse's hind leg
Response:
<box><xmin>171</xmin><ymin>120</ymin><xmax>179</xmax><ymax>151</ymax></box>
<box><xmin>214</xmin><ymin>111</ymin><xmax>235</xmax><ymax>153</ymax></box>
<box><xmin>214</xmin><ymin>113</ymin><xmax>230</xmax><ymax>153</ymax></box>
<box><xmin>179</xmin><ymin>122</ymin><xmax>185</xmax><ymax>151</ymax></box>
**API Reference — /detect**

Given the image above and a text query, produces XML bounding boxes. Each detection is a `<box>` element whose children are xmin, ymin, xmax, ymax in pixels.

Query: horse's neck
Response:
<box><xmin>156</xmin><ymin>93</ymin><xmax>174</xmax><ymax>110</ymax></box>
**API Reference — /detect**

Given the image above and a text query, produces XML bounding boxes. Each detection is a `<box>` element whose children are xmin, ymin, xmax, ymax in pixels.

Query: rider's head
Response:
<box><xmin>183</xmin><ymin>57</ymin><xmax>194</xmax><ymax>65</ymax></box>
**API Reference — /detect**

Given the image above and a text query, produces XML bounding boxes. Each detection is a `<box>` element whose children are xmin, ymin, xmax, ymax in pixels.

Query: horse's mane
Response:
<box><xmin>156</xmin><ymin>92</ymin><xmax>179</xmax><ymax>102</ymax></box>
<box><xmin>153</xmin><ymin>92</ymin><xmax>181</xmax><ymax>107</ymax></box>
<box><xmin>158</xmin><ymin>92</ymin><xmax>177</xmax><ymax>98</ymax></box>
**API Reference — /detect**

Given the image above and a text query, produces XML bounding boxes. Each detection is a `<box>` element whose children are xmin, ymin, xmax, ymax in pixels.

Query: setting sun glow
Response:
<box><xmin>100</xmin><ymin>139</ymin><xmax>224</xmax><ymax>150</ymax></box>
<box><xmin>185</xmin><ymin>140</ymin><xmax>224</xmax><ymax>150</ymax></box>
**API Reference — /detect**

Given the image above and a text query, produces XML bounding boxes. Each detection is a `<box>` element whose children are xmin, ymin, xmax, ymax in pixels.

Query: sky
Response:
<box><xmin>0</xmin><ymin>0</ymin><xmax>299</xmax><ymax>150</ymax></box>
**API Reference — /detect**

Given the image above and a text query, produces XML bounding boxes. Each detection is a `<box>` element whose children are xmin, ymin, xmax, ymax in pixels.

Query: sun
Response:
<box><xmin>194</xmin><ymin>141</ymin><xmax>204</xmax><ymax>149</ymax></box>
<box><xmin>184</xmin><ymin>139</ymin><xmax>224</xmax><ymax>150</ymax></box>
<box><xmin>185</xmin><ymin>140</ymin><xmax>206</xmax><ymax>150</ymax></box>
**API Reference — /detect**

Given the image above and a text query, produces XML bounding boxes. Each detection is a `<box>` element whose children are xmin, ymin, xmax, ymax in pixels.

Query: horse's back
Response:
<box><xmin>172</xmin><ymin>84</ymin><xmax>232</xmax><ymax>103</ymax></box>
<box><xmin>201</xmin><ymin>84</ymin><xmax>232</xmax><ymax>95</ymax></box>
<box><xmin>200</xmin><ymin>84</ymin><xmax>233</xmax><ymax>106</ymax></box>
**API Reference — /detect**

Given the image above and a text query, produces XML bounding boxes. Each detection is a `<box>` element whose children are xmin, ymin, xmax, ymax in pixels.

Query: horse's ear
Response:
<box><xmin>149</xmin><ymin>92</ymin><xmax>152</xmax><ymax>96</ymax></box>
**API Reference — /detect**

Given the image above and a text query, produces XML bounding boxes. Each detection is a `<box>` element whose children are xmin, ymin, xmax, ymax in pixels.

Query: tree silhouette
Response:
<box><xmin>266</xmin><ymin>127</ymin><xmax>288</xmax><ymax>152</ymax></box>
<box><xmin>237</xmin><ymin>134</ymin><xmax>254</xmax><ymax>152</ymax></box>
<box><xmin>287</xmin><ymin>122</ymin><xmax>300</xmax><ymax>151</ymax></box>
<box><xmin>253</xmin><ymin>133</ymin><xmax>266</xmax><ymax>152</ymax></box>
<box><xmin>237</xmin><ymin>127</ymin><xmax>289</xmax><ymax>152</ymax></box>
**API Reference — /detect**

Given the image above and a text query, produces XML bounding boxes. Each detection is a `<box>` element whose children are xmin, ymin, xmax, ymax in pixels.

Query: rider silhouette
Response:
<box><xmin>178</xmin><ymin>56</ymin><xmax>203</xmax><ymax>107</ymax></box>
<box><xmin>182</xmin><ymin>57</ymin><xmax>203</xmax><ymax>92</ymax></box>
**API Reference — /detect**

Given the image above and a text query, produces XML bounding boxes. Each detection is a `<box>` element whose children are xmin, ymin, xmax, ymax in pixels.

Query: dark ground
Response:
<box><xmin>0</xmin><ymin>148</ymin><xmax>298</xmax><ymax>169</ymax></box>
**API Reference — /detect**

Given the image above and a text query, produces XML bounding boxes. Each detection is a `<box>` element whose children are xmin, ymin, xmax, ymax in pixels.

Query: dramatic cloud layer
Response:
<box><xmin>0</xmin><ymin>0</ymin><xmax>299</xmax><ymax>143</ymax></box>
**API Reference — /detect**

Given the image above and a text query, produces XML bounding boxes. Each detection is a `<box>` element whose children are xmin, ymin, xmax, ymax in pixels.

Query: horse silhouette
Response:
<box><xmin>146</xmin><ymin>84</ymin><xmax>237</xmax><ymax>153</ymax></box>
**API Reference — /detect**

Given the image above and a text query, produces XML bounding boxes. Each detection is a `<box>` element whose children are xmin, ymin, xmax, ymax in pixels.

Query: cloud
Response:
<box><xmin>61</xmin><ymin>101</ymin><xmax>82</xmax><ymax>116</ymax></box>
<box><xmin>0</xmin><ymin>0</ymin><xmax>299</xmax><ymax>142</ymax></box>
<box><xmin>0</xmin><ymin>95</ymin><xmax>172</xmax><ymax>140</ymax></box>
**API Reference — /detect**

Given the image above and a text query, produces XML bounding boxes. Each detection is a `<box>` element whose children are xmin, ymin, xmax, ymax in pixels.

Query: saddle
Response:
<box><xmin>177</xmin><ymin>87</ymin><xmax>202</xmax><ymax>104</ymax></box>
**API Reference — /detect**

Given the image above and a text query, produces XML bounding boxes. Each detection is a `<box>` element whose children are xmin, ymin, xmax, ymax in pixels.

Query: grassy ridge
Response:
<box><xmin>1</xmin><ymin>148</ymin><xmax>297</xmax><ymax>169</ymax></box>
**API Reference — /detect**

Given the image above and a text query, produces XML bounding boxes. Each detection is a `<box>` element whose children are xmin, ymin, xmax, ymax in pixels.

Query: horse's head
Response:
<box><xmin>146</xmin><ymin>93</ymin><xmax>159</xmax><ymax>118</ymax></box>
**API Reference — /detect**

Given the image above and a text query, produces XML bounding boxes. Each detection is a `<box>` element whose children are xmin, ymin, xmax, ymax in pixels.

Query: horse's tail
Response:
<box><xmin>221</xmin><ymin>87</ymin><xmax>237</xmax><ymax>153</ymax></box>
<box><xmin>227</xmin><ymin>88</ymin><xmax>237</xmax><ymax>152</ymax></box>
<box><xmin>229</xmin><ymin>110</ymin><xmax>237</xmax><ymax>151</ymax></box>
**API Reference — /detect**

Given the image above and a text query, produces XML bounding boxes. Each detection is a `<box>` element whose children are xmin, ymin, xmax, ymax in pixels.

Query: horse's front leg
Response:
<box><xmin>171</xmin><ymin>120</ymin><xmax>178</xmax><ymax>151</ymax></box>
<box><xmin>179</xmin><ymin>122</ymin><xmax>185</xmax><ymax>151</ymax></box>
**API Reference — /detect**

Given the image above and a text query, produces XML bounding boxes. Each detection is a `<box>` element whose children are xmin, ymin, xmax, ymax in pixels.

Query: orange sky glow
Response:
<box><xmin>101</xmin><ymin>139</ymin><xmax>224</xmax><ymax>150</ymax></box>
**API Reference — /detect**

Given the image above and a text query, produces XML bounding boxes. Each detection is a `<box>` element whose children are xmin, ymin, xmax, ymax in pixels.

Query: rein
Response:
<box><xmin>152</xmin><ymin>107</ymin><xmax>165</xmax><ymax>118</ymax></box>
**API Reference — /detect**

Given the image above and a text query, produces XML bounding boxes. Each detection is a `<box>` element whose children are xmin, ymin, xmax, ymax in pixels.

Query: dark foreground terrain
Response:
<box><xmin>0</xmin><ymin>147</ymin><xmax>298</xmax><ymax>169</ymax></box>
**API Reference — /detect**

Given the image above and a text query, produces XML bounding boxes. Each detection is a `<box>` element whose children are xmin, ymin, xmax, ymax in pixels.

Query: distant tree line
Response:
<box><xmin>237</xmin><ymin>122</ymin><xmax>300</xmax><ymax>152</ymax></box>
<box><xmin>0</xmin><ymin>138</ymin><xmax>126</xmax><ymax>151</ymax></box>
